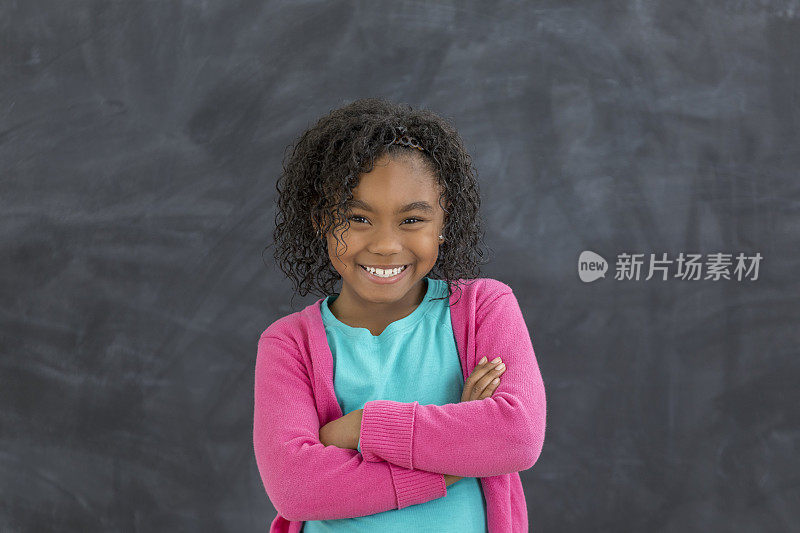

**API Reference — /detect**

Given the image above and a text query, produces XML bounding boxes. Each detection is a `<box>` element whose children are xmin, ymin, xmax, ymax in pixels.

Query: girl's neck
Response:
<box><xmin>329</xmin><ymin>278</ymin><xmax>428</xmax><ymax>334</ymax></box>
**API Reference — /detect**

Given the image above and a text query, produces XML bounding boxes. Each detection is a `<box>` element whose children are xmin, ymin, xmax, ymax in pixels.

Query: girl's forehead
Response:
<box><xmin>371</xmin><ymin>151</ymin><xmax>437</xmax><ymax>175</ymax></box>
<box><xmin>348</xmin><ymin>184</ymin><xmax>443</xmax><ymax>212</ymax></box>
<box><xmin>355</xmin><ymin>160</ymin><xmax>439</xmax><ymax>191</ymax></box>
<box><xmin>333</xmin><ymin>154</ymin><xmax>444</xmax><ymax>208</ymax></box>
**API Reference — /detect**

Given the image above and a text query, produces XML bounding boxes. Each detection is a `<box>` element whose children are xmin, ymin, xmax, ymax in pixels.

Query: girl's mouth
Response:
<box><xmin>359</xmin><ymin>264</ymin><xmax>410</xmax><ymax>284</ymax></box>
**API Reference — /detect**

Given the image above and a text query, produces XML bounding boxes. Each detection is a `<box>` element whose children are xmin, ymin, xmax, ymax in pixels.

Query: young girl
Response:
<box><xmin>253</xmin><ymin>98</ymin><xmax>546</xmax><ymax>533</ymax></box>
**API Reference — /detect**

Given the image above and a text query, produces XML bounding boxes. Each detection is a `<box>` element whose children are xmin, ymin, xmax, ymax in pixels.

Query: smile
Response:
<box><xmin>359</xmin><ymin>264</ymin><xmax>410</xmax><ymax>284</ymax></box>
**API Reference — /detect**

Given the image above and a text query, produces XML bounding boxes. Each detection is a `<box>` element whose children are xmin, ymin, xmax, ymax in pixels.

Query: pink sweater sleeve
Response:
<box><xmin>253</xmin><ymin>334</ymin><xmax>447</xmax><ymax>521</ymax></box>
<box><xmin>358</xmin><ymin>290</ymin><xmax>546</xmax><ymax>478</ymax></box>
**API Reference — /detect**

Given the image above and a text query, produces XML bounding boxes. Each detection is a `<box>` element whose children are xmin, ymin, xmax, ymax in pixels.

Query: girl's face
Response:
<box><xmin>323</xmin><ymin>153</ymin><xmax>447</xmax><ymax>310</ymax></box>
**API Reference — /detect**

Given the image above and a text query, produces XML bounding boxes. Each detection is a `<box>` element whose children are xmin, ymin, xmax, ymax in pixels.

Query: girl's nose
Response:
<box><xmin>367</xmin><ymin>226</ymin><xmax>404</xmax><ymax>253</ymax></box>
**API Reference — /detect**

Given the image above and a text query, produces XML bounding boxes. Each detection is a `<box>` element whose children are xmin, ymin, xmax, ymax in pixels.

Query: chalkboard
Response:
<box><xmin>3</xmin><ymin>1</ymin><xmax>798</xmax><ymax>531</ymax></box>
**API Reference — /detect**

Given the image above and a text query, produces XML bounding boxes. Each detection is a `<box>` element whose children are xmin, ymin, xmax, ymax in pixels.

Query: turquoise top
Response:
<box><xmin>303</xmin><ymin>277</ymin><xmax>488</xmax><ymax>532</ymax></box>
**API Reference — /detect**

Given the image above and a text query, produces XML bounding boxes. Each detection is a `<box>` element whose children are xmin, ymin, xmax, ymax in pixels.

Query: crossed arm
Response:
<box><xmin>253</xmin><ymin>291</ymin><xmax>546</xmax><ymax>520</ymax></box>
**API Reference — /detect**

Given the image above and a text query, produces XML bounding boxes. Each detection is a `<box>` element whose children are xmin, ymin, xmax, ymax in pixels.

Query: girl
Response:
<box><xmin>254</xmin><ymin>98</ymin><xmax>546</xmax><ymax>532</ymax></box>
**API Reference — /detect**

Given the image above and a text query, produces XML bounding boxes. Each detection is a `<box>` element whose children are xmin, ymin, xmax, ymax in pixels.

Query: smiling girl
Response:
<box><xmin>254</xmin><ymin>97</ymin><xmax>546</xmax><ymax>532</ymax></box>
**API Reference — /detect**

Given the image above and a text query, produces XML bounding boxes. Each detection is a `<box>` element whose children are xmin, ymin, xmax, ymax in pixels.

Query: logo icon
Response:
<box><xmin>579</xmin><ymin>251</ymin><xmax>608</xmax><ymax>282</ymax></box>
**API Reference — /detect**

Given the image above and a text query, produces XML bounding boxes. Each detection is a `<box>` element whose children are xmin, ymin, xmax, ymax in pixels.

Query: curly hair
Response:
<box><xmin>266</xmin><ymin>97</ymin><xmax>491</xmax><ymax>308</ymax></box>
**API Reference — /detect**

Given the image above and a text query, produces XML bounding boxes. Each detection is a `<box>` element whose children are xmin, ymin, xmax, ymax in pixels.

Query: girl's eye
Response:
<box><xmin>347</xmin><ymin>215</ymin><xmax>425</xmax><ymax>225</ymax></box>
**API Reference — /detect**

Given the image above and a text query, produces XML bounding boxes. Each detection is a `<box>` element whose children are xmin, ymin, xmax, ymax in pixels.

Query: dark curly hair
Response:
<box><xmin>266</xmin><ymin>97</ymin><xmax>490</xmax><ymax>308</ymax></box>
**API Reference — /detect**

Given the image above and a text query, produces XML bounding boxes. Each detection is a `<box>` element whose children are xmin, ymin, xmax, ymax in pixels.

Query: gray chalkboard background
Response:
<box><xmin>3</xmin><ymin>1</ymin><xmax>799</xmax><ymax>531</ymax></box>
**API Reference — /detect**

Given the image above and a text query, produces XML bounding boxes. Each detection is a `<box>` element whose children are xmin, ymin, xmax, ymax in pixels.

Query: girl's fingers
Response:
<box><xmin>475</xmin><ymin>374</ymin><xmax>502</xmax><ymax>400</ymax></box>
<box><xmin>473</xmin><ymin>358</ymin><xmax>502</xmax><ymax>379</ymax></box>
<box><xmin>466</xmin><ymin>362</ymin><xmax>500</xmax><ymax>399</ymax></box>
<box><xmin>461</xmin><ymin>357</ymin><xmax>505</xmax><ymax>402</ymax></box>
<box><xmin>468</xmin><ymin>362</ymin><xmax>506</xmax><ymax>400</ymax></box>
<box><xmin>478</xmin><ymin>377</ymin><xmax>500</xmax><ymax>399</ymax></box>
<box><xmin>463</xmin><ymin>359</ymin><xmax>495</xmax><ymax>400</ymax></box>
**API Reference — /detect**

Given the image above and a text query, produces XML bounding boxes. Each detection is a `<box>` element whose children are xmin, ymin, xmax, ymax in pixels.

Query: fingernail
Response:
<box><xmin>479</xmin><ymin>356</ymin><xmax>487</xmax><ymax>364</ymax></box>
<box><xmin>492</xmin><ymin>378</ymin><xmax>500</xmax><ymax>384</ymax></box>
<box><xmin>491</xmin><ymin>357</ymin><xmax>501</xmax><ymax>363</ymax></box>
<box><xmin>496</xmin><ymin>363</ymin><xmax>506</xmax><ymax>371</ymax></box>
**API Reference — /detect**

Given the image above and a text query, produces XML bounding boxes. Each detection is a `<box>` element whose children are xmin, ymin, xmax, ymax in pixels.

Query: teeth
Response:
<box><xmin>363</xmin><ymin>265</ymin><xmax>406</xmax><ymax>277</ymax></box>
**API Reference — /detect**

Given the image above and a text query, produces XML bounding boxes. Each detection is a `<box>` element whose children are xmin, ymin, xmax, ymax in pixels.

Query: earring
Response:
<box><xmin>438</xmin><ymin>234</ymin><xmax>444</xmax><ymax>241</ymax></box>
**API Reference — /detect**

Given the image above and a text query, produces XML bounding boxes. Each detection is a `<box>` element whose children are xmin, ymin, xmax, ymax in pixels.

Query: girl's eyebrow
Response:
<box><xmin>347</xmin><ymin>199</ymin><xmax>434</xmax><ymax>214</ymax></box>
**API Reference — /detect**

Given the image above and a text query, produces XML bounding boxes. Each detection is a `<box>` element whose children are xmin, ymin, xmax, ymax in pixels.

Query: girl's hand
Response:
<box><xmin>319</xmin><ymin>408</ymin><xmax>363</xmax><ymax>450</ymax></box>
<box><xmin>460</xmin><ymin>356</ymin><xmax>506</xmax><ymax>402</ymax></box>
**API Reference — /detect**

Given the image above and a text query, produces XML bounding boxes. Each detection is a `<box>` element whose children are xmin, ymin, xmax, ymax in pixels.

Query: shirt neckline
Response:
<box><xmin>320</xmin><ymin>277</ymin><xmax>439</xmax><ymax>340</ymax></box>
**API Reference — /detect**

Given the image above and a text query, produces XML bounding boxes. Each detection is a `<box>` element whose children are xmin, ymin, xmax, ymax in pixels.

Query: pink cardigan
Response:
<box><xmin>253</xmin><ymin>277</ymin><xmax>547</xmax><ymax>532</ymax></box>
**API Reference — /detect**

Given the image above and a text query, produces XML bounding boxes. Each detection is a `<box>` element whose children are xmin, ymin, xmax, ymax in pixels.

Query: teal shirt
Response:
<box><xmin>303</xmin><ymin>277</ymin><xmax>488</xmax><ymax>533</ymax></box>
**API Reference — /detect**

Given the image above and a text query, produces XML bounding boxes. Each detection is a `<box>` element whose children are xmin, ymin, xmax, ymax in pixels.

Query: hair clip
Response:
<box><xmin>389</xmin><ymin>125</ymin><xmax>426</xmax><ymax>153</ymax></box>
